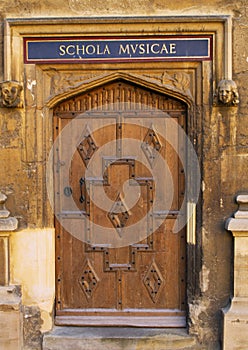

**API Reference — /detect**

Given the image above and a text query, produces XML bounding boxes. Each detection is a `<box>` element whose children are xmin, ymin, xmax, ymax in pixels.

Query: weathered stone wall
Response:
<box><xmin>0</xmin><ymin>1</ymin><xmax>247</xmax><ymax>349</ymax></box>
<box><xmin>0</xmin><ymin>0</ymin><xmax>245</xmax><ymax>17</ymax></box>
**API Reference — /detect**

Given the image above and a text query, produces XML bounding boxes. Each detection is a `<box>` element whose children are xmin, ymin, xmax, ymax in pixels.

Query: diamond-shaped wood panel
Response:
<box><xmin>141</xmin><ymin>126</ymin><xmax>162</xmax><ymax>168</ymax></box>
<box><xmin>108</xmin><ymin>193</ymin><xmax>130</xmax><ymax>237</ymax></box>
<box><xmin>78</xmin><ymin>259</ymin><xmax>99</xmax><ymax>299</ymax></box>
<box><xmin>77</xmin><ymin>126</ymin><xmax>98</xmax><ymax>167</ymax></box>
<box><xmin>143</xmin><ymin>261</ymin><xmax>165</xmax><ymax>303</ymax></box>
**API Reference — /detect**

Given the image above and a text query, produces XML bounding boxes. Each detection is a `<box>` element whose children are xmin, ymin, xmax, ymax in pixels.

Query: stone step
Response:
<box><xmin>43</xmin><ymin>327</ymin><xmax>199</xmax><ymax>350</ymax></box>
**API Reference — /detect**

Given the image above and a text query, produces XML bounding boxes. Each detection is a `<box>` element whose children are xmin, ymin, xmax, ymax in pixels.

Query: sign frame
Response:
<box><xmin>24</xmin><ymin>35</ymin><xmax>213</xmax><ymax>64</ymax></box>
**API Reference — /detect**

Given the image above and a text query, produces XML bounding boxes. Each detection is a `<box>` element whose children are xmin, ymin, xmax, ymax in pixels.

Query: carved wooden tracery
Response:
<box><xmin>54</xmin><ymin>80</ymin><xmax>186</xmax><ymax>114</ymax></box>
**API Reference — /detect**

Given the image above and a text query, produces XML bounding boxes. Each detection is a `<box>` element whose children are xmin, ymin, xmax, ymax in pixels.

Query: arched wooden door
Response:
<box><xmin>54</xmin><ymin>79</ymin><xmax>187</xmax><ymax>327</ymax></box>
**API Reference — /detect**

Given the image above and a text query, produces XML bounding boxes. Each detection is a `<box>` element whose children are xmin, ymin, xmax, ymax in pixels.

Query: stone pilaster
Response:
<box><xmin>223</xmin><ymin>195</ymin><xmax>248</xmax><ymax>350</ymax></box>
<box><xmin>0</xmin><ymin>192</ymin><xmax>22</xmax><ymax>350</ymax></box>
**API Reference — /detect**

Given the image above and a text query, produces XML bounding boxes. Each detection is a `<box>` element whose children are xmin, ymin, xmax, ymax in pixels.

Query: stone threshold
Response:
<box><xmin>43</xmin><ymin>326</ymin><xmax>198</xmax><ymax>350</ymax></box>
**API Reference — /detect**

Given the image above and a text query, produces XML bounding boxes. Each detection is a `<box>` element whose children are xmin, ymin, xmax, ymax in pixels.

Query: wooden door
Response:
<box><xmin>54</xmin><ymin>80</ymin><xmax>187</xmax><ymax>327</ymax></box>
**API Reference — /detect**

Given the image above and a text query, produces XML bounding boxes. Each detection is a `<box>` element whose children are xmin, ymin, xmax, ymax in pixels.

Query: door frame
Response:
<box><xmin>52</xmin><ymin>76</ymin><xmax>189</xmax><ymax>327</ymax></box>
<box><xmin>49</xmin><ymin>69</ymin><xmax>199</xmax><ymax>329</ymax></box>
<box><xmin>4</xmin><ymin>16</ymin><xmax>228</xmax><ymax>331</ymax></box>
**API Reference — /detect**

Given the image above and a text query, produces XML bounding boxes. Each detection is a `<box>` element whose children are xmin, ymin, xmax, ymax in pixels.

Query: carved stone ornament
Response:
<box><xmin>144</xmin><ymin>71</ymin><xmax>192</xmax><ymax>99</ymax></box>
<box><xmin>215</xmin><ymin>79</ymin><xmax>239</xmax><ymax>106</ymax></box>
<box><xmin>0</xmin><ymin>80</ymin><xmax>23</xmax><ymax>108</ymax></box>
<box><xmin>47</xmin><ymin>71</ymin><xmax>193</xmax><ymax>106</ymax></box>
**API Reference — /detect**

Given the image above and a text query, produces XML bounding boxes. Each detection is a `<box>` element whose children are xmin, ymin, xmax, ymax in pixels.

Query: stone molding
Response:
<box><xmin>226</xmin><ymin>195</ymin><xmax>248</xmax><ymax>233</ymax></box>
<box><xmin>0</xmin><ymin>192</ymin><xmax>18</xmax><ymax>286</ymax></box>
<box><xmin>0</xmin><ymin>192</ymin><xmax>18</xmax><ymax>231</ymax></box>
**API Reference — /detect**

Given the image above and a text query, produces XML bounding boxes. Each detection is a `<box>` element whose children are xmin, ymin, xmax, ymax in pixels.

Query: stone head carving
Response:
<box><xmin>0</xmin><ymin>81</ymin><xmax>23</xmax><ymax>108</ymax></box>
<box><xmin>217</xmin><ymin>79</ymin><xmax>239</xmax><ymax>106</ymax></box>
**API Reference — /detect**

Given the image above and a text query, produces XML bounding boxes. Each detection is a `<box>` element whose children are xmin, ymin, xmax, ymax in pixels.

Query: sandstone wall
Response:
<box><xmin>0</xmin><ymin>1</ymin><xmax>247</xmax><ymax>349</ymax></box>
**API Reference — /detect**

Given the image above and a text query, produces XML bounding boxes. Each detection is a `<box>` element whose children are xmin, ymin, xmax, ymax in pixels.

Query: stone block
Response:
<box><xmin>223</xmin><ymin>298</ymin><xmax>248</xmax><ymax>350</ymax></box>
<box><xmin>0</xmin><ymin>311</ymin><xmax>22</xmax><ymax>350</ymax></box>
<box><xmin>0</xmin><ymin>286</ymin><xmax>22</xmax><ymax>350</ymax></box>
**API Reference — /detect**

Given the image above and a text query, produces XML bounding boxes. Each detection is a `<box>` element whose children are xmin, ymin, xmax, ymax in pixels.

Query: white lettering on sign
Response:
<box><xmin>118</xmin><ymin>43</ymin><xmax>177</xmax><ymax>55</ymax></box>
<box><xmin>59</xmin><ymin>44</ymin><xmax>111</xmax><ymax>56</ymax></box>
<box><xmin>59</xmin><ymin>42</ymin><xmax>177</xmax><ymax>57</ymax></box>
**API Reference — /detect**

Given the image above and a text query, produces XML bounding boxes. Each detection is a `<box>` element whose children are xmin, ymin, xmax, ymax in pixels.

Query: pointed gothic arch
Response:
<box><xmin>47</xmin><ymin>71</ymin><xmax>193</xmax><ymax>110</ymax></box>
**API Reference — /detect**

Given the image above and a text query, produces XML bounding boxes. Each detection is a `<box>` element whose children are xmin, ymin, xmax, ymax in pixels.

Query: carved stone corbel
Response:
<box><xmin>0</xmin><ymin>80</ymin><xmax>23</xmax><ymax>108</ymax></box>
<box><xmin>214</xmin><ymin>79</ymin><xmax>239</xmax><ymax>107</ymax></box>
